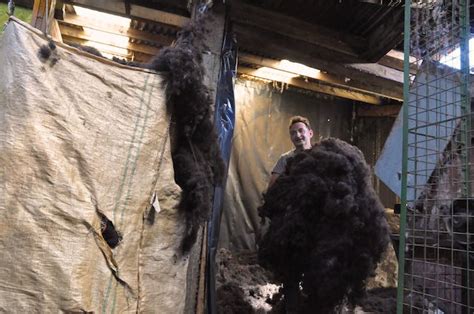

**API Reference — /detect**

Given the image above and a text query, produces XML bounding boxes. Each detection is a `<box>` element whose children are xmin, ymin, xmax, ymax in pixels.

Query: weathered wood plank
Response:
<box><xmin>362</xmin><ymin>6</ymin><xmax>404</xmax><ymax>62</ymax></box>
<box><xmin>378</xmin><ymin>49</ymin><xmax>419</xmax><ymax>74</ymax></box>
<box><xmin>63</xmin><ymin>0</ymin><xmax>190</xmax><ymax>27</ymax></box>
<box><xmin>235</xmin><ymin>24</ymin><xmax>403</xmax><ymax>98</ymax></box>
<box><xmin>62</xmin><ymin>35</ymin><xmax>152</xmax><ymax>63</ymax></box>
<box><xmin>32</xmin><ymin>0</ymin><xmax>56</xmax><ymax>33</ymax></box>
<box><xmin>239</xmin><ymin>66</ymin><xmax>383</xmax><ymax>105</ymax></box>
<box><xmin>348</xmin><ymin>62</ymin><xmax>403</xmax><ymax>84</ymax></box>
<box><xmin>59</xmin><ymin>23</ymin><xmax>161</xmax><ymax>56</ymax></box>
<box><xmin>230</xmin><ymin>0</ymin><xmax>365</xmax><ymax>61</ymax></box>
<box><xmin>357</xmin><ymin>104</ymin><xmax>401</xmax><ymax>117</ymax></box>
<box><xmin>59</xmin><ymin>14</ymin><xmax>174</xmax><ymax>46</ymax></box>
<box><xmin>239</xmin><ymin>53</ymin><xmax>403</xmax><ymax>101</ymax></box>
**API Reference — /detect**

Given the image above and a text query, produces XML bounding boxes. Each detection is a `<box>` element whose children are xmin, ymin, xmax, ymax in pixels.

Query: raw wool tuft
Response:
<box><xmin>149</xmin><ymin>13</ymin><xmax>224</xmax><ymax>253</ymax></box>
<box><xmin>258</xmin><ymin>138</ymin><xmax>390</xmax><ymax>313</ymax></box>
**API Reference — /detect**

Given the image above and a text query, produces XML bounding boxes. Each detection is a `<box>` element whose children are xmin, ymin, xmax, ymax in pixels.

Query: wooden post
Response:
<box><xmin>195</xmin><ymin>224</ymin><xmax>209</xmax><ymax>314</ymax></box>
<box><xmin>184</xmin><ymin>3</ymin><xmax>226</xmax><ymax>314</ymax></box>
<box><xmin>31</xmin><ymin>0</ymin><xmax>63</xmax><ymax>42</ymax></box>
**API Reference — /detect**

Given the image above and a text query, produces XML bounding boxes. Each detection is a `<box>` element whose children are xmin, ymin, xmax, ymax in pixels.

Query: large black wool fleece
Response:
<box><xmin>148</xmin><ymin>14</ymin><xmax>225</xmax><ymax>253</ymax></box>
<box><xmin>258</xmin><ymin>138</ymin><xmax>390</xmax><ymax>313</ymax></box>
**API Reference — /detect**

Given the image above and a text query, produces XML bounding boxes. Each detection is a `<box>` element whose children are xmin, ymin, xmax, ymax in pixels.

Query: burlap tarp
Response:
<box><xmin>0</xmin><ymin>18</ymin><xmax>189</xmax><ymax>313</ymax></box>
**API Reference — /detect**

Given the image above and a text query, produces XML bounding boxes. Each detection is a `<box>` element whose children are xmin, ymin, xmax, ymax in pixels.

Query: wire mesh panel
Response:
<box><xmin>398</xmin><ymin>0</ymin><xmax>474</xmax><ymax>313</ymax></box>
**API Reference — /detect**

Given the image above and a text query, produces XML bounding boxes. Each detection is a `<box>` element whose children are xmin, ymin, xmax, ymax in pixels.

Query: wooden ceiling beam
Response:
<box><xmin>362</xmin><ymin>6</ymin><xmax>404</xmax><ymax>62</ymax></box>
<box><xmin>230</xmin><ymin>0</ymin><xmax>366</xmax><ymax>61</ymax></box>
<box><xmin>62</xmin><ymin>35</ymin><xmax>153</xmax><ymax>62</ymax></box>
<box><xmin>59</xmin><ymin>14</ymin><xmax>174</xmax><ymax>46</ymax></box>
<box><xmin>357</xmin><ymin>104</ymin><xmax>401</xmax><ymax>117</ymax></box>
<box><xmin>348</xmin><ymin>63</ymin><xmax>403</xmax><ymax>84</ymax></box>
<box><xmin>378</xmin><ymin>49</ymin><xmax>419</xmax><ymax>74</ymax></box>
<box><xmin>63</xmin><ymin>0</ymin><xmax>190</xmax><ymax>27</ymax></box>
<box><xmin>239</xmin><ymin>53</ymin><xmax>403</xmax><ymax>101</ymax></box>
<box><xmin>58</xmin><ymin>23</ymin><xmax>161</xmax><ymax>56</ymax></box>
<box><xmin>235</xmin><ymin>24</ymin><xmax>404</xmax><ymax>98</ymax></box>
<box><xmin>239</xmin><ymin>66</ymin><xmax>383</xmax><ymax>105</ymax></box>
<box><xmin>62</xmin><ymin>35</ymin><xmax>130</xmax><ymax>58</ymax></box>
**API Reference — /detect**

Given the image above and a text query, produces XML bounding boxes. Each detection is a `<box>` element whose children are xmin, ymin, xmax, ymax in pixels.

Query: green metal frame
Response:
<box><xmin>396</xmin><ymin>1</ymin><xmax>411</xmax><ymax>313</ymax></box>
<box><xmin>460</xmin><ymin>1</ymin><xmax>471</xmax><ymax>310</ymax></box>
<box><xmin>397</xmin><ymin>0</ymin><xmax>472</xmax><ymax>312</ymax></box>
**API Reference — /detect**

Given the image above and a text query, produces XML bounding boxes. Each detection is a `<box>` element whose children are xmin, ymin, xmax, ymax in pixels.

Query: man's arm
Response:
<box><xmin>268</xmin><ymin>173</ymin><xmax>280</xmax><ymax>190</ymax></box>
<box><xmin>268</xmin><ymin>154</ymin><xmax>287</xmax><ymax>191</ymax></box>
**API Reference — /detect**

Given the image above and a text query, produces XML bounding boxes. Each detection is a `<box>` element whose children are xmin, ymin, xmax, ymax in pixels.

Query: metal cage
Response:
<box><xmin>398</xmin><ymin>0</ymin><xmax>474</xmax><ymax>313</ymax></box>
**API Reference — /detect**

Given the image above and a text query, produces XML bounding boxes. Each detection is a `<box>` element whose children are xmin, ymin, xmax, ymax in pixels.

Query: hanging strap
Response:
<box><xmin>2</xmin><ymin>0</ymin><xmax>14</xmax><ymax>31</ymax></box>
<box><xmin>45</xmin><ymin>0</ymin><xmax>51</xmax><ymax>35</ymax></box>
<box><xmin>7</xmin><ymin>0</ymin><xmax>15</xmax><ymax>16</ymax></box>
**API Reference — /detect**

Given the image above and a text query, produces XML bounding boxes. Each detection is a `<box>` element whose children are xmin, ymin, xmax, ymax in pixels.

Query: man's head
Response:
<box><xmin>288</xmin><ymin>116</ymin><xmax>313</xmax><ymax>150</ymax></box>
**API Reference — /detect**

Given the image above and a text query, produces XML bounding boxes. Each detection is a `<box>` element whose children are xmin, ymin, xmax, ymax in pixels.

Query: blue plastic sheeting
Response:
<box><xmin>375</xmin><ymin>62</ymin><xmax>461</xmax><ymax>201</ymax></box>
<box><xmin>206</xmin><ymin>19</ymin><xmax>237</xmax><ymax>314</ymax></box>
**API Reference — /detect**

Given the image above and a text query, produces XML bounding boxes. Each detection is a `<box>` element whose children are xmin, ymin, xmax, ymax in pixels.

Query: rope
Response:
<box><xmin>7</xmin><ymin>0</ymin><xmax>15</xmax><ymax>16</ymax></box>
<box><xmin>2</xmin><ymin>0</ymin><xmax>14</xmax><ymax>31</ymax></box>
<box><xmin>45</xmin><ymin>0</ymin><xmax>50</xmax><ymax>35</ymax></box>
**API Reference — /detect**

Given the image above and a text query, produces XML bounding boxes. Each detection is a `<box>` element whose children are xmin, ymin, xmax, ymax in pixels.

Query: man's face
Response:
<box><xmin>289</xmin><ymin>122</ymin><xmax>313</xmax><ymax>150</ymax></box>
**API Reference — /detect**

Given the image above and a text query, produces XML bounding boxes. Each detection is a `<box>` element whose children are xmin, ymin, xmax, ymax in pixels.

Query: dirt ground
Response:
<box><xmin>216</xmin><ymin>243</ymin><xmax>398</xmax><ymax>313</ymax></box>
<box><xmin>216</xmin><ymin>209</ymin><xmax>400</xmax><ymax>313</ymax></box>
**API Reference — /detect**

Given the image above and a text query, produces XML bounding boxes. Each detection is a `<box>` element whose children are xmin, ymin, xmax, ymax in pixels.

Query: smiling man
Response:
<box><xmin>268</xmin><ymin>115</ymin><xmax>314</xmax><ymax>188</ymax></box>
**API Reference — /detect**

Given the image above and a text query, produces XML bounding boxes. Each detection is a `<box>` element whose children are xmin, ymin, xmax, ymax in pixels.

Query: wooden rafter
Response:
<box><xmin>378</xmin><ymin>49</ymin><xmax>419</xmax><ymax>74</ymax></box>
<box><xmin>357</xmin><ymin>104</ymin><xmax>401</xmax><ymax>117</ymax></box>
<box><xmin>362</xmin><ymin>6</ymin><xmax>404</xmax><ymax>62</ymax></box>
<box><xmin>58</xmin><ymin>23</ymin><xmax>161</xmax><ymax>56</ymax></box>
<box><xmin>230</xmin><ymin>0</ymin><xmax>366</xmax><ymax>61</ymax></box>
<box><xmin>63</xmin><ymin>0</ymin><xmax>190</xmax><ymax>27</ymax></box>
<box><xmin>348</xmin><ymin>63</ymin><xmax>403</xmax><ymax>84</ymax></box>
<box><xmin>31</xmin><ymin>0</ymin><xmax>62</xmax><ymax>41</ymax></box>
<box><xmin>59</xmin><ymin>14</ymin><xmax>174</xmax><ymax>47</ymax></box>
<box><xmin>239</xmin><ymin>53</ymin><xmax>403</xmax><ymax>101</ymax></box>
<box><xmin>239</xmin><ymin>66</ymin><xmax>383</xmax><ymax>105</ymax></box>
<box><xmin>234</xmin><ymin>24</ymin><xmax>404</xmax><ymax>100</ymax></box>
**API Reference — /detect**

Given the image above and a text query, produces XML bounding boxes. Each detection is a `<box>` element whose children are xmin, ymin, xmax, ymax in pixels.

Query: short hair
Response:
<box><xmin>289</xmin><ymin>115</ymin><xmax>311</xmax><ymax>130</ymax></box>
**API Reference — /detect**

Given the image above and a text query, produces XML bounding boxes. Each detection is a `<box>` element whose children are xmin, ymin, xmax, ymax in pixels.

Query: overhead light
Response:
<box><xmin>239</xmin><ymin>54</ymin><xmax>321</xmax><ymax>80</ymax></box>
<box><xmin>278</xmin><ymin>60</ymin><xmax>320</xmax><ymax>78</ymax></box>
<box><xmin>252</xmin><ymin>67</ymin><xmax>298</xmax><ymax>82</ymax></box>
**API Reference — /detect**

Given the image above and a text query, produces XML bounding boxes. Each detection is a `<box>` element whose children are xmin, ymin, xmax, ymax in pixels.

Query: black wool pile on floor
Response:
<box><xmin>258</xmin><ymin>138</ymin><xmax>390</xmax><ymax>313</ymax></box>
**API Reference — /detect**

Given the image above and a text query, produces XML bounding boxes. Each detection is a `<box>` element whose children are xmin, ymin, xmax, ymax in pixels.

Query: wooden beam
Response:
<box><xmin>195</xmin><ymin>225</ymin><xmax>208</xmax><ymax>314</ymax></box>
<box><xmin>54</xmin><ymin>0</ymin><xmax>65</xmax><ymax>20</ymax></box>
<box><xmin>62</xmin><ymin>35</ymin><xmax>153</xmax><ymax>63</ymax></box>
<box><xmin>59</xmin><ymin>14</ymin><xmax>174</xmax><ymax>46</ymax></box>
<box><xmin>239</xmin><ymin>66</ymin><xmax>383</xmax><ymax>105</ymax></box>
<box><xmin>230</xmin><ymin>0</ymin><xmax>366</xmax><ymax>62</ymax></box>
<box><xmin>235</xmin><ymin>24</ymin><xmax>404</xmax><ymax>98</ymax></box>
<box><xmin>130</xmin><ymin>5</ymin><xmax>189</xmax><ymax>28</ymax></box>
<box><xmin>31</xmin><ymin>0</ymin><xmax>63</xmax><ymax>42</ymax></box>
<box><xmin>362</xmin><ymin>6</ymin><xmax>404</xmax><ymax>62</ymax></box>
<box><xmin>239</xmin><ymin>53</ymin><xmax>403</xmax><ymax>101</ymax></box>
<box><xmin>357</xmin><ymin>104</ymin><xmax>401</xmax><ymax>117</ymax></box>
<box><xmin>32</xmin><ymin>0</ymin><xmax>56</xmax><ymax>32</ymax></box>
<box><xmin>58</xmin><ymin>23</ymin><xmax>161</xmax><ymax>56</ymax></box>
<box><xmin>378</xmin><ymin>49</ymin><xmax>419</xmax><ymax>74</ymax></box>
<box><xmin>50</xmin><ymin>19</ymin><xmax>64</xmax><ymax>42</ymax></box>
<box><xmin>186</xmin><ymin>4</ymin><xmax>226</xmax><ymax>313</ymax></box>
<box><xmin>348</xmin><ymin>63</ymin><xmax>403</xmax><ymax>84</ymax></box>
<box><xmin>63</xmin><ymin>0</ymin><xmax>190</xmax><ymax>27</ymax></box>
<box><xmin>62</xmin><ymin>35</ymin><xmax>130</xmax><ymax>58</ymax></box>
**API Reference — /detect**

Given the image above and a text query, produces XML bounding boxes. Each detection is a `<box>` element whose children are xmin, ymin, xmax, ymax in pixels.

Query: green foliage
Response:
<box><xmin>0</xmin><ymin>4</ymin><xmax>32</xmax><ymax>30</ymax></box>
